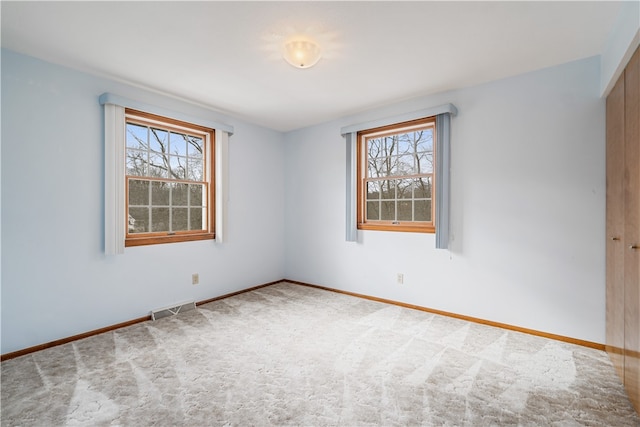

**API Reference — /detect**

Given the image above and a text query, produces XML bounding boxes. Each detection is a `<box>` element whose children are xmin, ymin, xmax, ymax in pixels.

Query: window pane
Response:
<box><xmin>381</xmin><ymin>135</ymin><xmax>397</xmax><ymax>156</ymax></box>
<box><xmin>151</xmin><ymin>181</ymin><xmax>170</xmax><ymax>206</ymax></box>
<box><xmin>396</xmin><ymin>135</ymin><xmax>412</xmax><ymax>156</ymax></box>
<box><xmin>148</xmin><ymin>153</ymin><xmax>168</xmax><ymax>178</ymax></box>
<box><xmin>397</xmin><ymin>179</ymin><xmax>412</xmax><ymax>199</ymax></box>
<box><xmin>414</xmin><ymin>177</ymin><xmax>432</xmax><ymax>199</ymax></box>
<box><xmin>369</xmin><ymin>137</ymin><xmax>395</xmax><ymax>162</ymax></box>
<box><xmin>126</xmin><ymin>123</ymin><xmax>147</xmax><ymax>149</ymax></box>
<box><xmin>190</xmin><ymin>184</ymin><xmax>204</xmax><ymax>206</ymax></box>
<box><xmin>171</xmin><ymin>207</ymin><xmax>188</xmax><ymax>231</ymax></box>
<box><xmin>129</xmin><ymin>179</ymin><xmax>149</xmax><ymax>205</ymax></box>
<box><xmin>170</xmin><ymin>132</ymin><xmax>187</xmax><ymax>156</ymax></box>
<box><xmin>370</xmin><ymin>158</ymin><xmax>388</xmax><ymax>177</ymax></box>
<box><xmin>367</xmin><ymin>138</ymin><xmax>382</xmax><ymax>157</ymax></box>
<box><xmin>190</xmin><ymin>208</ymin><xmax>203</xmax><ymax>230</ymax></box>
<box><xmin>169</xmin><ymin>156</ymin><xmax>186</xmax><ymax>180</ymax></box>
<box><xmin>173</xmin><ymin>183</ymin><xmax>189</xmax><ymax>206</ymax></box>
<box><xmin>129</xmin><ymin>207</ymin><xmax>149</xmax><ymax>233</ymax></box>
<box><xmin>416</xmin><ymin>129</ymin><xmax>434</xmax><ymax>152</ymax></box>
<box><xmin>366</xmin><ymin>181</ymin><xmax>380</xmax><ymax>200</ymax></box>
<box><xmin>415</xmin><ymin>200</ymin><xmax>432</xmax><ymax>222</ymax></box>
<box><xmin>368</xmin><ymin>158</ymin><xmax>382</xmax><ymax>178</ymax></box>
<box><xmin>149</xmin><ymin>128</ymin><xmax>168</xmax><ymax>153</ymax></box>
<box><xmin>395</xmin><ymin>154</ymin><xmax>414</xmax><ymax>175</ymax></box>
<box><xmin>126</xmin><ymin>151</ymin><xmax>147</xmax><ymax>176</ymax></box>
<box><xmin>188</xmin><ymin>159</ymin><xmax>203</xmax><ymax>181</ymax></box>
<box><xmin>398</xmin><ymin>200</ymin><xmax>412</xmax><ymax>221</ymax></box>
<box><xmin>381</xmin><ymin>201</ymin><xmax>395</xmax><ymax>220</ymax></box>
<box><xmin>151</xmin><ymin>207</ymin><xmax>170</xmax><ymax>232</ymax></box>
<box><xmin>380</xmin><ymin>180</ymin><xmax>395</xmax><ymax>199</ymax></box>
<box><xmin>384</xmin><ymin>156</ymin><xmax>399</xmax><ymax>176</ymax></box>
<box><xmin>416</xmin><ymin>152</ymin><xmax>434</xmax><ymax>174</ymax></box>
<box><xmin>366</xmin><ymin>201</ymin><xmax>379</xmax><ymax>220</ymax></box>
<box><xmin>188</xmin><ymin>136</ymin><xmax>203</xmax><ymax>158</ymax></box>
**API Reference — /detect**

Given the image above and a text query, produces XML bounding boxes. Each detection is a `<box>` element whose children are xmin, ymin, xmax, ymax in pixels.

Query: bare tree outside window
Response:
<box><xmin>358</xmin><ymin>117</ymin><xmax>435</xmax><ymax>233</ymax></box>
<box><xmin>124</xmin><ymin>109</ymin><xmax>215</xmax><ymax>246</ymax></box>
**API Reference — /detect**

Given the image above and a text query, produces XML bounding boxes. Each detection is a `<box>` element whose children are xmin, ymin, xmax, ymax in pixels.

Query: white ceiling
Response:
<box><xmin>1</xmin><ymin>1</ymin><xmax>623</xmax><ymax>132</ymax></box>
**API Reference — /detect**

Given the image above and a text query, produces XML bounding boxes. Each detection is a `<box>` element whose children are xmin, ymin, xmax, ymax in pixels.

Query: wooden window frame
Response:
<box><xmin>124</xmin><ymin>109</ymin><xmax>215</xmax><ymax>247</ymax></box>
<box><xmin>357</xmin><ymin>116</ymin><xmax>436</xmax><ymax>233</ymax></box>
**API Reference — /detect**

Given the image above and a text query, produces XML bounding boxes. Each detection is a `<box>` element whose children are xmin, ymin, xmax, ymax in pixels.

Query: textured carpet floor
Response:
<box><xmin>2</xmin><ymin>281</ymin><xmax>639</xmax><ymax>426</ymax></box>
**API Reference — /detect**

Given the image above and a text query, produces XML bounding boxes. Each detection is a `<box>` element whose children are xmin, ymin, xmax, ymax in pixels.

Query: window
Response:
<box><xmin>124</xmin><ymin>109</ymin><xmax>215</xmax><ymax>246</ymax></box>
<box><xmin>357</xmin><ymin>117</ymin><xmax>435</xmax><ymax>233</ymax></box>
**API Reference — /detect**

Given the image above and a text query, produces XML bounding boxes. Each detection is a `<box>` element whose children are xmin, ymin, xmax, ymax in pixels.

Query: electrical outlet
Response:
<box><xmin>397</xmin><ymin>273</ymin><xmax>404</xmax><ymax>284</ymax></box>
<box><xmin>192</xmin><ymin>273</ymin><xmax>199</xmax><ymax>285</ymax></box>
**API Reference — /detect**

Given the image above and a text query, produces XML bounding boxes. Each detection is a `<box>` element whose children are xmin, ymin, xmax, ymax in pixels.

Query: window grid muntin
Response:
<box><xmin>364</xmin><ymin>176</ymin><xmax>433</xmax><ymax>222</ymax></box>
<box><xmin>127</xmin><ymin>177</ymin><xmax>208</xmax><ymax>234</ymax></box>
<box><xmin>366</xmin><ymin>129</ymin><xmax>434</xmax><ymax>178</ymax></box>
<box><xmin>125</xmin><ymin>121</ymin><xmax>205</xmax><ymax>181</ymax></box>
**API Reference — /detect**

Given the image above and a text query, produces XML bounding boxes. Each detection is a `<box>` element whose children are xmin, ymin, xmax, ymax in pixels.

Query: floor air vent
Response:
<box><xmin>151</xmin><ymin>301</ymin><xmax>196</xmax><ymax>321</ymax></box>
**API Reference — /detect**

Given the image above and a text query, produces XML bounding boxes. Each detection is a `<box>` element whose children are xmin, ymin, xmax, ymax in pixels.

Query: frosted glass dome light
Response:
<box><xmin>283</xmin><ymin>39</ymin><xmax>322</xmax><ymax>69</ymax></box>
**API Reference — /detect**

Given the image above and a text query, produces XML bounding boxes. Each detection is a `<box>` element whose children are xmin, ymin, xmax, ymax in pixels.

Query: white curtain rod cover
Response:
<box><xmin>340</xmin><ymin>103</ymin><xmax>457</xmax><ymax>136</ymax></box>
<box><xmin>99</xmin><ymin>93</ymin><xmax>234</xmax><ymax>135</ymax></box>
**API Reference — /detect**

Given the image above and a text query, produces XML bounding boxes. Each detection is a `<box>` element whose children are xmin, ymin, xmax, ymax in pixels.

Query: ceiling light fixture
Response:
<box><xmin>282</xmin><ymin>38</ymin><xmax>322</xmax><ymax>69</ymax></box>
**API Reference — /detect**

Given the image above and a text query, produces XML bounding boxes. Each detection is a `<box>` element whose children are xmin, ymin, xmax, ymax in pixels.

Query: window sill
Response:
<box><xmin>358</xmin><ymin>223</ymin><xmax>435</xmax><ymax>234</ymax></box>
<box><xmin>125</xmin><ymin>232</ymin><xmax>215</xmax><ymax>247</ymax></box>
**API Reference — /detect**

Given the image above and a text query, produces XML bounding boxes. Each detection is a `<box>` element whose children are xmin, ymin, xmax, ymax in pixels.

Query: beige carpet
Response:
<box><xmin>2</xmin><ymin>281</ymin><xmax>639</xmax><ymax>426</ymax></box>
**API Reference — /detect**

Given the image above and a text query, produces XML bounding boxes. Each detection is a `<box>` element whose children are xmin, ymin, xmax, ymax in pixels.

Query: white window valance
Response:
<box><xmin>99</xmin><ymin>93</ymin><xmax>234</xmax><ymax>135</ymax></box>
<box><xmin>340</xmin><ymin>103</ymin><xmax>457</xmax><ymax>136</ymax></box>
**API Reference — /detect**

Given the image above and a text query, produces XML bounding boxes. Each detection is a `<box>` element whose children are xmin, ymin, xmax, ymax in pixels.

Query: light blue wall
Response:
<box><xmin>284</xmin><ymin>56</ymin><xmax>606</xmax><ymax>343</ymax></box>
<box><xmin>1</xmin><ymin>49</ymin><xmax>608</xmax><ymax>353</ymax></box>
<box><xmin>1</xmin><ymin>50</ymin><xmax>286</xmax><ymax>353</ymax></box>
